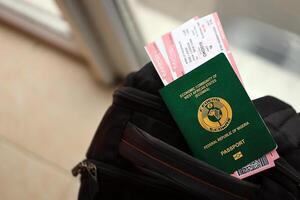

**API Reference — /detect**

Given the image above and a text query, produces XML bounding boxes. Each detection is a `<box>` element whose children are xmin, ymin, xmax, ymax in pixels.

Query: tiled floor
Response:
<box><xmin>0</xmin><ymin>24</ymin><xmax>114</xmax><ymax>199</ymax></box>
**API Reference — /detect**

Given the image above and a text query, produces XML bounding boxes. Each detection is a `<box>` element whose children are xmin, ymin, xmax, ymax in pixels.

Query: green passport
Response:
<box><xmin>159</xmin><ymin>53</ymin><xmax>277</xmax><ymax>173</ymax></box>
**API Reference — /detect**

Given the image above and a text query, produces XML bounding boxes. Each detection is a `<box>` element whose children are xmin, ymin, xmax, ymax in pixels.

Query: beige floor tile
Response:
<box><xmin>0</xmin><ymin>24</ymin><xmax>115</xmax><ymax>171</ymax></box>
<box><xmin>0</xmin><ymin>138</ymin><xmax>79</xmax><ymax>200</ymax></box>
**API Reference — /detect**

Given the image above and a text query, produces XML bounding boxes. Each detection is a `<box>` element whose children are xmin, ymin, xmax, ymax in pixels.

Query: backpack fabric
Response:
<box><xmin>72</xmin><ymin>62</ymin><xmax>300</xmax><ymax>200</ymax></box>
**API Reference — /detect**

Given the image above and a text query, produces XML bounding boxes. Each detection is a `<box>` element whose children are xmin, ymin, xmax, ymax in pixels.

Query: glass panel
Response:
<box><xmin>0</xmin><ymin>0</ymin><xmax>70</xmax><ymax>35</ymax></box>
<box><xmin>119</xmin><ymin>0</ymin><xmax>300</xmax><ymax>110</ymax></box>
<box><xmin>0</xmin><ymin>0</ymin><xmax>79</xmax><ymax>56</ymax></box>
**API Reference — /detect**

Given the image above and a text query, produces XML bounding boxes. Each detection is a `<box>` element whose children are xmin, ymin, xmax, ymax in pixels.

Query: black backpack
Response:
<box><xmin>72</xmin><ymin>62</ymin><xmax>300</xmax><ymax>200</ymax></box>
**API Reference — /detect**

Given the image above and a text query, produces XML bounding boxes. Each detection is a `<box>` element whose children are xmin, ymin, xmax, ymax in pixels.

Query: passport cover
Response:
<box><xmin>159</xmin><ymin>53</ymin><xmax>277</xmax><ymax>173</ymax></box>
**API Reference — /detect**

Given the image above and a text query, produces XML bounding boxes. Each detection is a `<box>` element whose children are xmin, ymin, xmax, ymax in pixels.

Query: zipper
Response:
<box><xmin>126</xmin><ymin>123</ymin><xmax>257</xmax><ymax>187</ymax></box>
<box><xmin>72</xmin><ymin>159</ymin><xmax>180</xmax><ymax>192</ymax></box>
<box><xmin>114</xmin><ymin>87</ymin><xmax>178</xmax><ymax>126</ymax></box>
<box><xmin>120</xmin><ymin>123</ymin><xmax>260</xmax><ymax>200</ymax></box>
<box><xmin>72</xmin><ymin>160</ymin><xmax>98</xmax><ymax>182</ymax></box>
<box><xmin>116</xmin><ymin>88</ymin><xmax>300</xmax><ymax>190</ymax></box>
<box><xmin>114</xmin><ymin>87</ymin><xmax>168</xmax><ymax>113</ymax></box>
<box><xmin>275</xmin><ymin>159</ymin><xmax>300</xmax><ymax>189</ymax></box>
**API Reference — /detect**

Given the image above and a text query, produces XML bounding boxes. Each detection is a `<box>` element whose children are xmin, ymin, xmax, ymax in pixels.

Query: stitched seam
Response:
<box><xmin>121</xmin><ymin>139</ymin><xmax>248</xmax><ymax>200</ymax></box>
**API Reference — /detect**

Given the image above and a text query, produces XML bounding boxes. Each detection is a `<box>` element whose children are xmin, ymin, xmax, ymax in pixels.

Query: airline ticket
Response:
<box><xmin>145</xmin><ymin>12</ymin><xmax>279</xmax><ymax>179</ymax></box>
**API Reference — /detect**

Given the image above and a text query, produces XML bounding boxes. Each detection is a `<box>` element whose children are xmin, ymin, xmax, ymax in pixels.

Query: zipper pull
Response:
<box><xmin>72</xmin><ymin>160</ymin><xmax>98</xmax><ymax>182</ymax></box>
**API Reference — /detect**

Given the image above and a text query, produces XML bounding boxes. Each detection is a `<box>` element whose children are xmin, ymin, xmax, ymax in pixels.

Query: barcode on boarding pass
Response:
<box><xmin>237</xmin><ymin>156</ymin><xmax>269</xmax><ymax>176</ymax></box>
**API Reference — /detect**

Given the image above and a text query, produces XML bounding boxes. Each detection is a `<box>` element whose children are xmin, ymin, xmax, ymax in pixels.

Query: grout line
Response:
<box><xmin>0</xmin><ymin>134</ymin><xmax>73</xmax><ymax>177</ymax></box>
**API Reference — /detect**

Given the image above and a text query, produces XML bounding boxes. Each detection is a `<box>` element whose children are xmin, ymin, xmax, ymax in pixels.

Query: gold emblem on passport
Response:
<box><xmin>233</xmin><ymin>151</ymin><xmax>243</xmax><ymax>160</ymax></box>
<box><xmin>198</xmin><ymin>97</ymin><xmax>232</xmax><ymax>132</ymax></box>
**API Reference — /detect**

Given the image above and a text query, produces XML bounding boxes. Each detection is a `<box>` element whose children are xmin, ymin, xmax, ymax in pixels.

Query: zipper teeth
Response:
<box><xmin>130</xmin><ymin>125</ymin><xmax>234</xmax><ymax>181</ymax></box>
<box><xmin>121</xmin><ymin>139</ymin><xmax>250</xmax><ymax>200</ymax></box>
<box><xmin>78</xmin><ymin>159</ymin><xmax>177</xmax><ymax>191</ymax></box>
<box><xmin>115</xmin><ymin>88</ymin><xmax>167</xmax><ymax>112</ymax></box>
<box><xmin>134</xmin><ymin>129</ymin><xmax>205</xmax><ymax>173</ymax></box>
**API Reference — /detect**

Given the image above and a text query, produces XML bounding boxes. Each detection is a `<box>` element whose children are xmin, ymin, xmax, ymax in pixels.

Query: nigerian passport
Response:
<box><xmin>159</xmin><ymin>53</ymin><xmax>277</xmax><ymax>173</ymax></box>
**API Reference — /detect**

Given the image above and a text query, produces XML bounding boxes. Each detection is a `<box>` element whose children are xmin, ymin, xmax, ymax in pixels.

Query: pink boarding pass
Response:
<box><xmin>161</xmin><ymin>18</ymin><xmax>197</xmax><ymax>79</ymax></box>
<box><xmin>144</xmin><ymin>42</ymin><xmax>173</xmax><ymax>85</ymax></box>
<box><xmin>145</xmin><ymin>18</ymin><xmax>196</xmax><ymax>85</ymax></box>
<box><xmin>162</xmin><ymin>12</ymin><xmax>242</xmax><ymax>82</ymax></box>
<box><xmin>232</xmin><ymin>150</ymin><xmax>279</xmax><ymax>179</ymax></box>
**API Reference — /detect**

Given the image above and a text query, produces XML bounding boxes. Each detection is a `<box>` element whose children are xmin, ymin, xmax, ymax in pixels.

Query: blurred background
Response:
<box><xmin>0</xmin><ymin>0</ymin><xmax>299</xmax><ymax>199</ymax></box>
